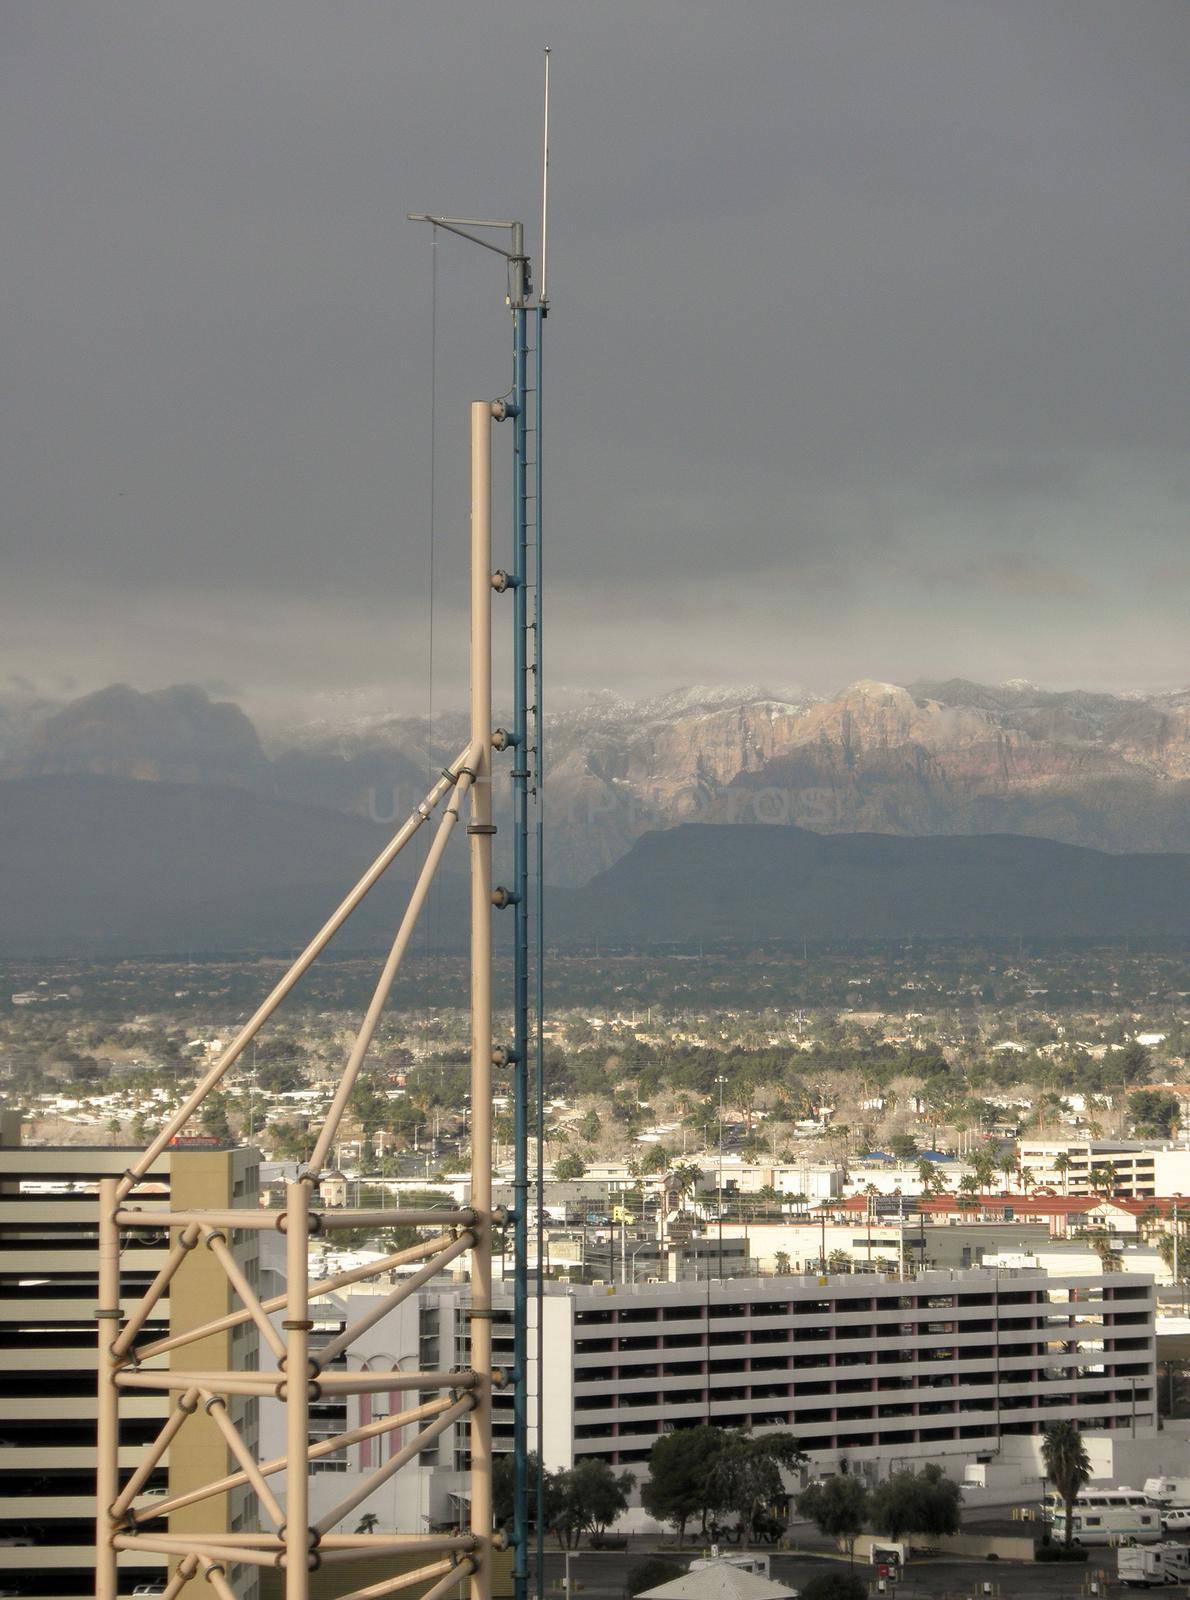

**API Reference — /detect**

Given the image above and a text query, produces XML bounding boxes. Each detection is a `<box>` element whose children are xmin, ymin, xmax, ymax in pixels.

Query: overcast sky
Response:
<box><xmin>1</xmin><ymin>1</ymin><xmax>1186</xmax><ymax>722</ymax></box>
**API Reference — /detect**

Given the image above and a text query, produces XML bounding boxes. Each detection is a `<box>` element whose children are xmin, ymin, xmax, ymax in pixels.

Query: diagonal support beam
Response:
<box><xmin>133</xmin><ymin>1230</ymin><xmax>456</xmax><ymax>1362</ymax></box>
<box><xmin>200</xmin><ymin>1391</ymin><xmax>286</xmax><ymax>1528</ymax></box>
<box><xmin>339</xmin><ymin>1557</ymin><xmax>475</xmax><ymax>1600</ymax></box>
<box><xmin>110</xmin><ymin>1386</ymin><xmax>200</xmax><ymax>1519</ymax></box>
<box><xmin>315</xmin><ymin>1231</ymin><xmax>474</xmax><ymax>1366</ymax></box>
<box><xmin>111</xmin><ymin>1224</ymin><xmax>200</xmax><ymax>1360</ymax></box>
<box><xmin>199</xmin><ymin>1556</ymin><xmax>238</xmax><ymax>1600</ymax></box>
<box><xmin>202</xmin><ymin>1227</ymin><xmax>286</xmax><ymax>1363</ymax></box>
<box><xmin>115</xmin><ymin>746</ymin><xmax>476</xmax><ymax>1201</ymax></box>
<box><xmin>161</xmin><ymin>1554</ymin><xmax>199</xmax><ymax>1600</ymax></box>
<box><xmin>133</xmin><ymin>1393</ymin><xmax>456</xmax><ymax>1524</ymax></box>
<box><xmin>314</xmin><ymin>1392</ymin><xmax>476</xmax><ymax>1534</ymax></box>
<box><xmin>308</xmin><ymin>768</ymin><xmax>474</xmax><ymax>1176</ymax></box>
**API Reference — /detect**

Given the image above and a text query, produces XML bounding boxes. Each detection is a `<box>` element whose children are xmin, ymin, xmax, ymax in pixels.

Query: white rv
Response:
<box><xmin>1119</xmin><ymin>1543</ymin><xmax>1190</xmax><ymax>1586</ymax></box>
<box><xmin>1046</xmin><ymin>1488</ymin><xmax>1162</xmax><ymax>1546</ymax></box>
<box><xmin>1145</xmin><ymin>1477</ymin><xmax>1190</xmax><ymax>1508</ymax></box>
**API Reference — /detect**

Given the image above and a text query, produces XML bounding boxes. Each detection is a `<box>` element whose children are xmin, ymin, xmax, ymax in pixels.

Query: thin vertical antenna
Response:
<box><xmin>540</xmin><ymin>48</ymin><xmax>551</xmax><ymax>307</ymax></box>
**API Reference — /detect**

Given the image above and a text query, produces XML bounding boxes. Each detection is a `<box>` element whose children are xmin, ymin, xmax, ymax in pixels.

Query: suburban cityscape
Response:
<box><xmin>3</xmin><ymin>940</ymin><xmax>1189</xmax><ymax>1597</ymax></box>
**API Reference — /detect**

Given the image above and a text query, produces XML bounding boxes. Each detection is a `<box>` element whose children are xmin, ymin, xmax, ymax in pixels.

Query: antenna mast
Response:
<box><xmin>410</xmin><ymin>60</ymin><xmax>550</xmax><ymax>1598</ymax></box>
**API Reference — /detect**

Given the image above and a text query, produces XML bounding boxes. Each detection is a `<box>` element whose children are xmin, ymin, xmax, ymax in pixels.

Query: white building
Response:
<box><xmin>1019</xmin><ymin>1140</ymin><xmax>1190</xmax><ymax>1198</ymax></box>
<box><xmin>259</xmin><ymin>1262</ymin><xmax>1157</xmax><ymax>1532</ymax></box>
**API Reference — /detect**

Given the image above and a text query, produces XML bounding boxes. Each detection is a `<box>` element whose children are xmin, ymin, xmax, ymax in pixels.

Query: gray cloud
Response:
<box><xmin>0</xmin><ymin>0</ymin><xmax>1186</xmax><ymax>713</ymax></box>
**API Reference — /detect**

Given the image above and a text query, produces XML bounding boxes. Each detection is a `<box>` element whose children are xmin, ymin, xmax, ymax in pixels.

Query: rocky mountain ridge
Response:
<box><xmin>2</xmin><ymin>676</ymin><xmax>1188</xmax><ymax>883</ymax></box>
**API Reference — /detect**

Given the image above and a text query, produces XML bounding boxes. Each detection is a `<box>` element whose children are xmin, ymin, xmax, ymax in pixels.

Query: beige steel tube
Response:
<box><xmin>199</xmin><ymin>1557</ymin><xmax>239</xmax><ymax>1600</ymax></box>
<box><xmin>96</xmin><ymin>1177</ymin><xmax>120</xmax><ymax>1600</ymax></box>
<box><xmin>335</xmin><ymin>1557</ymin><xmax>461</xmax><ymax>1600</ymax></box>
<box><xmin>159</xmin><ymin>1553</ymin><xmax>198</xmax><ymax>1600</ymax></box>
<box><xmin>114</xmin><ymin>1534</ymin><xmax>282</xmax><ymax>1568</ymax></box>
<box><xmin>468</xmin><ymin>399</ymin><xmax>495</xmax><ymax>1600</ymax></box>
<box><xmin>316</xmin><ymin>1534</ymin><xmax>479</xmax><ymax>1558</ymax></box>
<box><xmin>132</xmin><ymin>1395</ymin><xmax>456</xmax><ymax>1524</ymax></box>
<box><xmin>110</xmin><ymin>1223</ymin><xmax>199</xmax><ymax>1360</ymax></box>
<box><xmin>284</xmin><ymin>1178</ymin><xmax>312</xmax><ymax>1600</ymax></box>
<box><xmin>407</xmin><ymin>1559</ymin><xmax>476</xmax><ymax>1600</ymax></box>
<box><xmin>135</xmin><ymin>1231</ymin><xmax>456</xmax><ymax>1362</ymax></box>
<box><xmin>116</xmin><ymin>1370</ymin><xmax>279</xmax><ymax>1397</ymax></box>
<box><xmin>203</xmin><ymin>1229</ymin><xmax>287</xmax><ymax>1363</ymax></box>
<box><xmin>301</xmin><ymin>1370</ymin><xmax>480</xmax><ymax>1395</ymax></box>
<box><xmin>315</xmin><ymin>1231</ymin><xmax>474</xmax><ymax>1366</ymax></box>
<box><xmin>111</xmin><ymin>1387</ymin><xmax>200</xmax><ymax>1519</ymax></box>
<box><xmin>202</xmin><ymin>1393</ymin><xmax>286</xmax><ymax>1528</ymax></box>
<box><xmin>307</xmin><ymin>766</ymin><xmax>475</xmax><ymax>1176</ymax></box>
<box><xmin>116</xmin><ymin>1207</ymin><xmax>477</xmax><ymax>1232</ymax></box>
<box><xmin>314</xmin><ymin>1393</ymin><xmax>475</xmax><ymax>1534</ymax></box>
<box><xmin>116</xmin><ymin>755</ymin><xmax>471</xmax><ymax>1201</ymax></box>
<box><xmin>317</xmin><ymin>1209</ymin><xmax>480</xmax><ymax>1229</ymax></box>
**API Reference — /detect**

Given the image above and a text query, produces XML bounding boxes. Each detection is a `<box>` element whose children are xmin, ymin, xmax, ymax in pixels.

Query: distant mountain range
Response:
<box><xmin>0</xmin><ymin>775</ymin><xmax>1185</xmax><ymax>955</ymax></box>
<box><xmin>0</xmin><ymin>676</ymin><xmax>1187</xmax><ymax>952</ymax></box>
<box><xmin>0</xmin><ymin>773</ymin><xmax>466</xmax><ymax>956</ymax></box>
<box><xmin>556</xmin><ymin>824</ymin><xmax>1190</xmax><ymax>946</ymax></box>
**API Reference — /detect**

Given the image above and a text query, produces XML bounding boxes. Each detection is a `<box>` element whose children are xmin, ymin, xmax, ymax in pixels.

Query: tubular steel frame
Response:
<box><xmin>96</xmin><ymin>402</ymin><xmax>509</xmax><ymax>1600</ymax></box>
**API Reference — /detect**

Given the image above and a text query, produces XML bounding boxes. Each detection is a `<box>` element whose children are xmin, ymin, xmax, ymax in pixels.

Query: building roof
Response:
<box><xmin>636</xmin><ymin>1565</ymin><xmax>798</xmax><ymax>1600</ymax></box>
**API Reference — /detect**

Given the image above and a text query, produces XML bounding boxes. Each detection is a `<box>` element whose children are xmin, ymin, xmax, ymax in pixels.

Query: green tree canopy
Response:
<box><xmin>869</xmin><ymin>1464</ymin><xmax>961</xmax><ymax>1544</ymax></box>
<box><xmin>796</xmin><ymin>1475</ymin><xmax>870</xmax><ymax>1564</ymax></box>
<box><xmin>641</xmin><ymin>1425</ymin><xmax>725</xmax><ymax>1541</ymax></box>
<box><xmin>553</xmin><ymin>1152</ymin><xmax>588</xmax><ymax>1182</ymax></box>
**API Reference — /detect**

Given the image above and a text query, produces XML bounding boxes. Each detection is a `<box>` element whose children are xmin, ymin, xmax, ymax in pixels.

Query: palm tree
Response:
<box><xmin>1041</xmin><ymin>1419</ymin><xmax>1090</xmax><ymax>1548</ymax></box>
<box><xmin>998</xmin><ymin>1151</ymin><xmax>1017</xmax><ymax>1194</ymax></box>
<box><xmin>355</xmin><ymin>1512</ymin><xmax>380</xmax><ymax>1534</ymax></box>
<box><xmin>970</xmin><ymin>1147</ymin><xmax>997</xmax><ymax>1193</ymax></box>
<box><xmin>1054</xmin><ymin>1152</ymin><xmax>1071</xmax><ymax>1195</ymax></box>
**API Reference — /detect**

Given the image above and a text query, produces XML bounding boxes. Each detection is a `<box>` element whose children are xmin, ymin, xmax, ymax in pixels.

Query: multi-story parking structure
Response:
<box><xmin>258</xmin><ymin>1265</ymin><xmax>1156</xmax><ymax>1527</ymax></box>
<box><xmin>502</xmin><ymin>1268</ymin><xmax>1157</xmax><ymax>1478</ymax></box>
<box><xmin>0</xmin><ymin>1126</ymin><xmax>260</xmax><ymax>1600</ymax></box>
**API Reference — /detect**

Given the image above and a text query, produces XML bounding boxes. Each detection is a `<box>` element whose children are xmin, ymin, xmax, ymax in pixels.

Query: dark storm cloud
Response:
<box><xmin>0</xmin><ymin>0</ymin><xmax>1186</xmax><ymax>711</ymax></box>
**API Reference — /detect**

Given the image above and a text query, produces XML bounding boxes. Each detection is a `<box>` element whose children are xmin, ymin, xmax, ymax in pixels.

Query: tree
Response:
<box><xmin>200</xmin><ymin>1091</ymin><xmax>232</xmax><ymax>1143</ymax></box>
<box><xmin>555</xmin><ymin>1457</ymin><xmax>634</xmax><ymax>1547</ymax></box>
<box><xmin>799</xmin><ymin>1575</ymin><xmax>867</xmax><ymax>1600</ymax></box>
<box><xmin>797</xmin><ymin>1475</ymin><xmax>869</xmax><ymax>1565</ymax></box>
<box><xmin>1130</xmin><ymin>1090</ymin><xmax>1181</xmax><ymax>1139</ymax></box>
<box><xmin>916</xmin><ymin>1158</ymin><xmax>944</xmax><ymax>1198</ymax></box>
<box><xmin>642</xmin><ymin>1426</ymin><xmax>725</xmax><ymax>1542</ymax></box>
<box><xmin>774</xmin><ymin>1250</ymin><xmax>792</xmax><ymax>1276</ymax></box>
<box><xmin>493</xmin><ymin>1451</ymin><xmax>564</xmax><ymax>1537</ymax></box>
<box><xmin>354</xmin><ymin>1512</ymin><xmax>379</xmax><ymax>1534</ymax></box>
<box><xmin>706</xmin><ymin>1431</ymin><xmax>806</xmax><ymax>1544</ymax></box>
<box><xmin>887</xmin><ymin>1134</ymin><xmax>918</xmax><ymax>1161</ymax></box>
<box><xmin>628</xmin><ymin>1558</ymin><xmax>685</xmax><ymax>1595</ymax></box>
<box><xmin>870</xmin><ymin>1464</ymin><xmax>961</xmax><ymax>1544</ymax></box>
<box><xmin>553</xmin><ymin>1153</ymin><xmax>588</xmax><ymax>1182</ymax></box>
<box><xmin>1042</xmin><ymin>1420</ymin><xmax>1090</xmax><ymax>1548</ymax></box>
<box><xmin>969</xmin><ymin>1147</ymin><xmax>997</xmax><ymax>1192</ymax></box>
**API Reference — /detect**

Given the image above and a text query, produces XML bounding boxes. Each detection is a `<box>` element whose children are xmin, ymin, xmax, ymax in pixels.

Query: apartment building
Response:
<box><xmin>1019</xmin><ymin>1140</ymin><xmax>1190</xmax><ymax>1198</ymax></box>
<box><xmin>0</xmin><ymin>1125</ymin><xmax>260</xmax><ymax>1600</ymax></box>
<box><xmin>259</xmin><ymin>1263</ymin><xmax>1157</xmax><ymax>1533</ymax></box>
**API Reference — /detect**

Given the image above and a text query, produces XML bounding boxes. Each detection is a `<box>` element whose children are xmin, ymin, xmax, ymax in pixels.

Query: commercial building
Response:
<box><xmin>0</xmin><ymin>1123</ymin><xmax>260</xmax><ymax>1600</ymax></box>
<box><xmin>259</xmin><ymin>1262</ymin><xmax>1157</xmax><ymax>1532</ymax></box>
<box><xmin>1019</xmin><ymin>1140</ymin><xmax>1190</xmax><ymax>1199</ymax></box>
